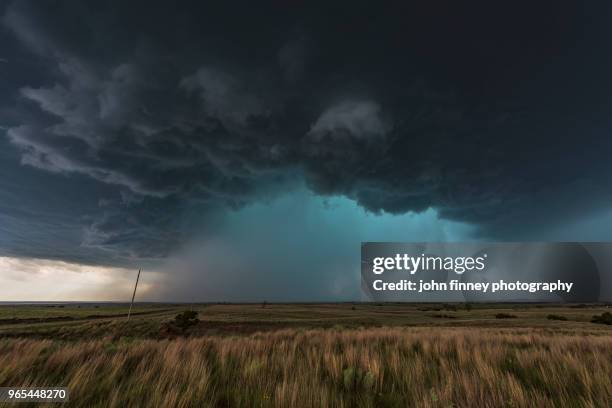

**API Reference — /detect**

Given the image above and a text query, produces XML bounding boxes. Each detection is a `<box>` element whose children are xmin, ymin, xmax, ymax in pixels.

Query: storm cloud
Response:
<box><xmin>2</xmin><ymin>0</ymin><xmax>612</xmax><ymax>273</ymax></box>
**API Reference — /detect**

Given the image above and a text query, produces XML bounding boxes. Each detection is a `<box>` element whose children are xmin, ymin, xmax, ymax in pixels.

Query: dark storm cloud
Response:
<box><xmin>2</xmin><ymin>0</ymin><xmax>612</xmax><ymax>265</ymax></box>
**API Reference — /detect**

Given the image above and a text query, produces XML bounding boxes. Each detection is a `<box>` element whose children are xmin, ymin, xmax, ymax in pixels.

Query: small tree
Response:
<box><xmin>591</xmin><ymin>312</ymin><xmax>612</xmax><ymax>325</ymax></box>
<box><xmin>173</xmin><ymin>310</ymin><xmax>199</xmax><ymax>331</ymax></box>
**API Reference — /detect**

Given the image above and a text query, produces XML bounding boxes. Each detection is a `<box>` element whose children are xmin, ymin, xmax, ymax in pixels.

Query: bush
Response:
<box><xmin>342</xmin><ymin>367</ymin><xmax>376</xmax><ymax>391</ymax></box>
<box><xmin>417</xmin><ymin>307</ymin><xmax>441</xmax><ymax>312</ymax></box>
<box><xmin>161</xmin><ymin>311</ymin><xmax>200</xmax><ymax>335</ymax></box>
<box><xmin>591</xmin><ymin>312</ymin><xmax>612</xmax><ymax>325</ymax></box>
<box><xmin>495</xmin><ymin>313</ymin><xmax>517</xmax><ymax>319</ymax></box>
<box><xmin>547</xmin><ymin>314</ymin><xmax>568</xmax><ymax>321</ymax></box>
<box><xmin>174</xmin><ymin>310</ymin><xmax>199</xmax><ymax>330</ymax></box>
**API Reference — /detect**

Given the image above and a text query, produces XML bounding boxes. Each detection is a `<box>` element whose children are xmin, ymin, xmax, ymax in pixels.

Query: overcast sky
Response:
<box><xmin>1</xmin><ymin>1</ymin><xmax>612</xmax><ymax>301</ymax></box>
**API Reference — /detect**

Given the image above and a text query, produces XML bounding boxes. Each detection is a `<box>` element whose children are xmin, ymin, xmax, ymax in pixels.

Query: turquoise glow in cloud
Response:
<box><xmin>157</xmin><ymin>188</ymin><xmax>475</xmax><ymax>302</ymax></box>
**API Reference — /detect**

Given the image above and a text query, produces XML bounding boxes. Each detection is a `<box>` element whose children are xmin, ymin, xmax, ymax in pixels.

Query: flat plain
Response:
<box><xmin>0</xmin><ymin>303</ymin><xmax>610</xmax><ymax>407</ymax></box>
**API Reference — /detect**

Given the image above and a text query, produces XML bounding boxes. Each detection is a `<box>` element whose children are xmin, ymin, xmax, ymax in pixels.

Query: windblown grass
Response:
<box><xmin>0</xmin><ymin>327</ymin><xmax>610</xmax><ymax>407</ymax></box>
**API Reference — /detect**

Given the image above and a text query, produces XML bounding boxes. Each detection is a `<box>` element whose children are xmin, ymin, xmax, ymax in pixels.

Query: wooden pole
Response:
<box><xmin>127</xmin><ymin>269</ymin><xmax>141</xmax><ymax>322</ymax></box>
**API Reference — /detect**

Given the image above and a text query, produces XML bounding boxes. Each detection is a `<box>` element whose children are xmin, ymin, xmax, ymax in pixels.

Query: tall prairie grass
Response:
<box><xmin>0</xmin><ymin>327</ymin><xmax>610</xmax><ymax>407</ymax></box>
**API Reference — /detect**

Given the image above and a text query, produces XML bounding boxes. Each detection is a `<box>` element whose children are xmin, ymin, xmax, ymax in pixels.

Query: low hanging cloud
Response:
<box><xmin>154</xmin><ymin>189</ymin><xmax>473</xmax><ymax>302</ymax></box>
<box><xmin>307</xmin><ymin>100</ymin><xmax>389</xmax><ymax>141</ymax></box>
<box><xmin>180</xmin><ymin>67</ymin><xmax>267</xmax><ymax>127</ymax></box>
<box><xmin>1</xmin><ymin>0</ymin><xmax>612</xmax><ymax>271</ymax></box>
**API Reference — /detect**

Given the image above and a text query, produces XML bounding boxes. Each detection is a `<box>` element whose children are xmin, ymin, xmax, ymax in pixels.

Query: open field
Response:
<box><xmin>0</xmin><ymin>303</ymin><xmax>610</xmax><ymax>407</ymax></box>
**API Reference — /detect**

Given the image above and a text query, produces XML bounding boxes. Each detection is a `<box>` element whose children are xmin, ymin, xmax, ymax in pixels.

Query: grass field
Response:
<box><xmin>0</xmin><ymin>303</ymin><xmax>610</xmax><ymax>407</ymax></box>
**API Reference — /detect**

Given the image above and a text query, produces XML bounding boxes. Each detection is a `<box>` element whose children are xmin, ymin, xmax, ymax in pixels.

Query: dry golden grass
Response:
<box><xmin>0</xmin><ymin>327</ymin><xmax>610</xmax><ymax>407</ymax></box>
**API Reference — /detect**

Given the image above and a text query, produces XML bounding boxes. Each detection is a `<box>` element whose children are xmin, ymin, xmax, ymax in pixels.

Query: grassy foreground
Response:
<box><xmin>0</xmin><ymin>304</ymin><xmax>611</xmax><ymax>407</ymax></box>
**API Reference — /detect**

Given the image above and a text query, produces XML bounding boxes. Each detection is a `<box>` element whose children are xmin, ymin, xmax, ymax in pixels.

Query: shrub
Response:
<box><xmin>174</xmin><ymin>310</ymin><xmax>199</xmax><ymax>330</ymax></box>
<box><xmin>342</xmin><ymin>367</ymin><xmax>376</xmax><ymax>391</ymax></box>
<box><xmin>161</xmin><ymin>311</ymin><xmax>199</xmax><ymax>335</ymax></box>
<box><xmin>495</xmin><ymin>313</ymin><xmax>517</xmax><ymax>319</ymax></box>
<box><xmin>547</xmin><ymin>314</ymin><xmax>568</xmax><ymax>321</ymax></box>
<box><xmin>591</xmin><ymin>312</ymin><xmax>612</xmax><ymax>325</ymax></box>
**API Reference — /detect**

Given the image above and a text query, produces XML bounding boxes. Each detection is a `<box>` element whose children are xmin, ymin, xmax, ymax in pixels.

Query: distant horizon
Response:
<box><xmin>2</xmin><ymin>300</ymin><xmax>610</xmax><ymax>305</ymax></box>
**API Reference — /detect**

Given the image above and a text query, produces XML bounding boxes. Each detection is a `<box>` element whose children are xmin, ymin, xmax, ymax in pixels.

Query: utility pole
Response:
<box><xmin>127</xmin><ymin>269</ymin><xmax>141</xmax><ymax>322</ymax></box>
